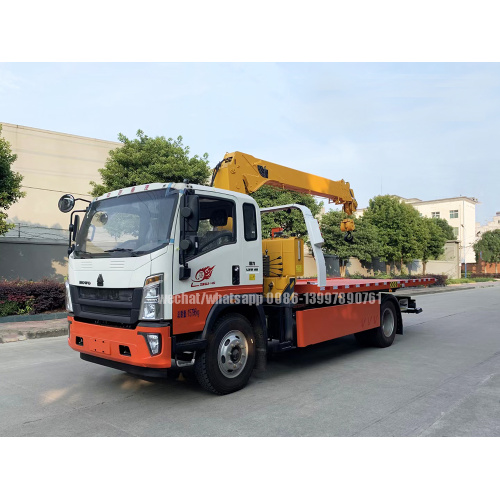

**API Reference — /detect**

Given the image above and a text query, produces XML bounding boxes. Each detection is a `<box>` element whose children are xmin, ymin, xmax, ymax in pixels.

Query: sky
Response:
<box><xmin>1</xmin><ymin>62</ymin><xmax>499</xmax><ymax>224</ymax></box>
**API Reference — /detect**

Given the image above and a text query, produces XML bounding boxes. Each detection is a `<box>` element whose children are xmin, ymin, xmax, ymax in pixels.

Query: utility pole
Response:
<box><xmin>462</xmin><ymin>199</ymin><xmax>467</xmax><ymax>278</ymax></box>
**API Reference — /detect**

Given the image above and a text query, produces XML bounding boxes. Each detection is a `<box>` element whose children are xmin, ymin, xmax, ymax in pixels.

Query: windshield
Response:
<box><xmin>74</xmin><ymin>189</ymin><xmax>178</xmax><ymax>258</ymax></box>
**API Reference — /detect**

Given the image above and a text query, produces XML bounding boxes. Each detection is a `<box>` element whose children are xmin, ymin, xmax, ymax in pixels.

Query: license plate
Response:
<box><xmin>91</xmin><ymin>338</ymin><xmax>110</xmax><ymax>355</ymax></box>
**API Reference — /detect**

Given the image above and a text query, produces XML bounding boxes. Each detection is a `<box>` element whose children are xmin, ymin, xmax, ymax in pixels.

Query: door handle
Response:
<box><xmin>232</xmin><ymin>265</ymin><xmax>240</xmax><ymax>285</ymax></box>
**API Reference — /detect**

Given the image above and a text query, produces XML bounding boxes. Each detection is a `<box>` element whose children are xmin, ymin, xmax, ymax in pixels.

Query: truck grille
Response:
<box><xmin>70</xmin><ymin>286</ymin><xmax>142</xmax><ymax>326</ymax></box>
<box><xmin>79</xmin><ymin>287</ymin><xmax>134</xmax><ymax>302</ymax></box>
<box><xmin>80</xmin><ymin>305</ymin><xmax>132</xmax><ymax>317</ymax></box>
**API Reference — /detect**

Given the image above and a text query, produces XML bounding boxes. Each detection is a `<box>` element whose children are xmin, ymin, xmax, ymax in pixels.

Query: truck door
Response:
<box><xmin>172</xmin><ymin>192</ymin><xmax>262</xmax><ymax>334</ymax></box>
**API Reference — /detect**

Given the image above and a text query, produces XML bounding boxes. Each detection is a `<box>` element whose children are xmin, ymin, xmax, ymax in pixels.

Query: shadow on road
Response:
<box><xmin>124</xmin><ymin>334</ymin><xmax>372</xmax><ymax>395</ymax></box>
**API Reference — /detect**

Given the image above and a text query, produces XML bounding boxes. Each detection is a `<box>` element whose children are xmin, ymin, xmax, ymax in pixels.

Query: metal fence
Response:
<box><xmin>1</xmin><ymin>223</ymin><xmax>67</xmax><ymax>242</ymax></box>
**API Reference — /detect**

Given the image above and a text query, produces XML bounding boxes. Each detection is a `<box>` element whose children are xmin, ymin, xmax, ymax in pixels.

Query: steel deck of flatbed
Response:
<box><xmin>295</xmin><ymin>277</ymin><xmax>436</xmax><ymax>294</ymax></box>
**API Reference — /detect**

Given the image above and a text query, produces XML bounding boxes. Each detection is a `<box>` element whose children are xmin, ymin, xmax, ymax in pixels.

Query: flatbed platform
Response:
<box><xmin>295</xmin><ymin>277</ymin><xmax>436</xmax><ymax>294</ymax></box>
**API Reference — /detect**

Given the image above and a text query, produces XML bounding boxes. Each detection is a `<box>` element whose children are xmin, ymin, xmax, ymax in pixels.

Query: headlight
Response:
<box><xmin>146</xmin><ymin>334</ymin><xmax>161</xmax><ymax>355</ymax></box>
<box><xmin>140</xmin><ymin>274</ymin><xmax>164</xmax><ymax>320</ymax></box>
<box><xmin>65</xmin><ymin>281</ymin><xmax>73</xmax><ymax>312</ymax></box>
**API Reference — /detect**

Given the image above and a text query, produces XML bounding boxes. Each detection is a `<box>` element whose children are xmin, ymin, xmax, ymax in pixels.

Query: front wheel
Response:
<box><xmin>195</xmin><ymin>313</ymin><xmax>256</xmax><ymax>395</ymax></box>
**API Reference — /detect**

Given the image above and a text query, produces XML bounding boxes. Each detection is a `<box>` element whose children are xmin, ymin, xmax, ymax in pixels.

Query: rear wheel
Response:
<box><xmin>195</xmin><ymin>313</ymin><xmax>256</xmax><ymax>395</ymax></box>
<box><xmin>354</xmin><ymin>330</ymin><xmax>373</xmax><ymax>346</ymax></box>
<box><xmin>354</xmin><ymin>299</ymin><xmax>398</xmax><ymax>348</ymax></box>
<box><xmin>372</xmin><ymin>300</ymin><xmax>398</xmax><ymax>348</ymax></box>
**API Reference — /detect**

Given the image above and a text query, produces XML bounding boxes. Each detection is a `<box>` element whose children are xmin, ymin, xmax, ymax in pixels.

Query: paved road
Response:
<box><xmin>1</xmin><ymin>286</ymin><xmax>499</xmax><ymax>436</ymax></box>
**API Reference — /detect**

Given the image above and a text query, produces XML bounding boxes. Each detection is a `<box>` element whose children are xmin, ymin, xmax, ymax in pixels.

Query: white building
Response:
<box><xmin>476</xmin><ymin>212</ymin><xmax>500</xmax><ymax>239</ymax></box>
<box><xmin>1</xmin><ymin>122</ymin><xmax>120</xmax><ymax>229</ymax></box>
<box><xmin>356</xmin><ymin>196</ymin><xmax>479</xmax><ymax>265</ymax></box>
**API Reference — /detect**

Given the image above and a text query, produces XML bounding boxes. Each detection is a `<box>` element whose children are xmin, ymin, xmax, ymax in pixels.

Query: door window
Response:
<box><xmin>243</xmin><ymin>203</ymin><xmax>258</xmax><ymax>241</ymax></box>
<box><xmin>188</xmin><ymin>197</ymin><xmax>236</xmax><ymax>258</ymax></box>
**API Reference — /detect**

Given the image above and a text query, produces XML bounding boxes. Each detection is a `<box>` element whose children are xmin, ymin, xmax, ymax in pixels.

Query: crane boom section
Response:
<box><xmin>212</xmin><ymin>151</ymin><xmax>358</xmax><ymax>214</ymax></box>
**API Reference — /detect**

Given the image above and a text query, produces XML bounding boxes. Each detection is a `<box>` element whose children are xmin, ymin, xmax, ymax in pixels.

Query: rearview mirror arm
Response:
<box><xmin>74</xmin><ymin>197</ymin><xmax>91</xmax><ymax>204</ymax></box>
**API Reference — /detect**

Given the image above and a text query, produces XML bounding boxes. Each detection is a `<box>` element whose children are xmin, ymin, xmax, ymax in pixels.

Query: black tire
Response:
<box><xmin>372</xmin><ymin>300</ymin><xmax>398</xmax><ymax>348</ymax></box>
<box><xmin>180</xmin><ymin>367</ymin><xmax>197</xmax><ymax>382</ymax></box>
<box><xmin>354</xmin><ymin>299</ymin><xmax>398</xmax><ymax>348</ymax></box>
<box><xmin>354</xmin><ymin>330</ymin><xmax>374</xmax><ymax>347</ymax></box>
<box><xmin>166</xmin><ymin>368</ymin><xmax>181</xmax><ymax>380</ymax></box>
<box><xmin>194</xmin><ymin>313</ymin><xmax>256</xmax><ymax>395</ymax></box>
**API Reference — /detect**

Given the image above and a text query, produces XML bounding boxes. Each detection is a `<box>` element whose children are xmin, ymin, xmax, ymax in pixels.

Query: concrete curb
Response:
<box><xmin>0</xmin><ymin>329</ymin><xmax>68</xmax><ymax>344</ymax></box>
<box><xmin>0</xmin><ymin>311</ymin><xmax>67</xmax><ymax>324</ymax></box>
<box><xmin>396</xmin><ymin>283</ymin><xmax>499</xmax><ymax>296</ymax></box>
<box><xmin>0</xmin><ymin>318</ymin><xmax>68</xmax><ymax>344</ymax></box>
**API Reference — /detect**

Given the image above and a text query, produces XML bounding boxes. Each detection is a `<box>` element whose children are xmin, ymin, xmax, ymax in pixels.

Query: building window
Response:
<box><xmin>452</xmin><ymin>227</ymin><xmax>459</xmax><ymax>238</ymax></box>
<box><xmin>449</xmin><ymin>210</ymin><xmax>459</xmax><ymax>219</ymax></box>
<box><xmin>431</xmin><ymin>212</ymin><xmax>440</xmax><ymax>218</ymax></box>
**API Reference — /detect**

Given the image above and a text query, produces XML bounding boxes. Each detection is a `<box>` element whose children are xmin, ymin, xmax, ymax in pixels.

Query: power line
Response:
<box><xmin>21</xmin><ymin>185</ymin><xmax>89</xmax><ymax>197</ymax></box>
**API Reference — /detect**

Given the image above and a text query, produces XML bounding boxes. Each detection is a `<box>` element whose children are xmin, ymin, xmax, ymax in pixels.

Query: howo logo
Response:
<box><xmin>191</xmin><ymin>266</ymin><xmax>215</xmax><ymax>288</ymax></box>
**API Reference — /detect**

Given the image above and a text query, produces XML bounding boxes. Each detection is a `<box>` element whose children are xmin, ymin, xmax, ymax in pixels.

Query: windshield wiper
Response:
<box><xmin>74</xmin><ymin>250</ymin><xmax>94</xmax><ymax>259</ymax></box>
<box><xmin>104</xmin><ymin>248</ymin><xmax>135</xmax><ymax>253</ymax></box>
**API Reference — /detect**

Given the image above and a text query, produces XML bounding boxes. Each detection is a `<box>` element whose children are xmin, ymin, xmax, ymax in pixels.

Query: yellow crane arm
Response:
<box><xmin>211</xmin><ymin>151</ymin><xmax>358</xmax><ymax>215</ymax></box>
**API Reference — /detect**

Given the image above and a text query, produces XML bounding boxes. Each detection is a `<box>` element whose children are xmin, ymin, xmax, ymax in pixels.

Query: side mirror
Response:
<box><xmin>179</xmin><ymin>194</ymin><xmax>199</xmax><ymax>280</ymax></box>
<box><xmin>96</xmin><ymin>212</ymin><xmax>108</xmax><ymax>225</ymax></box>
<box><xmin>180</xmin><ymin>239</ymin><xmax>192</xmax><ymax>251</ymax></box>
<box><xmin>72</xmin><ymin>215</ymin><xmax>80</xmax><ymax>242</ymax></box>
<box><xmin>180</xmin><ymin>236</ymin><xmax>198</xmax><ymax>255</ymax></box>
<box><xmin>182</xmin><ymin>195</ymin><xmax>199</xmax><ymax>233</ymax></box>
<box><xmin>180</xmin><ymin>207</ymin><xmax>193</xmax><ymax>218</ymax></box>
<box><xmin>58</xmin><ymin>194</ymin><xmax>75</xmax><ymax>213</ymax></box>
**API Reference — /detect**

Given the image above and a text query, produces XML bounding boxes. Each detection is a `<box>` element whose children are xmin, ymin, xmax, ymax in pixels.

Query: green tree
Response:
<box><xmin>434</xmin><ymin>217</ymin><xmax>456</xmax><ymax>240</ymax></box>
<box><xmin>90</xmin><ymin>130</ymin><xmax>211</xmax><ymax>197</ymax></box>
<box><xmin>421</xmin><ymin>217</ymin><xmax>448</xmax><ymax>274</ymax></box>
<box><xmin>474</xmin><ymin>229</ymin><xmax>500</xmax><ymax>273</ymax></box>
<box><xmin>320</xmin><ymin>211</ymin><xmax>381</xmax><ymax>277</ymax></box>
<box><xmin>363</xmin><ymin>195</ymin><xmax>426</xmax><ymax>273</ymax></box>
<box><xmin>250</xmin><ymin>186</ymin><xmax>323</xmax><ymax>239</ymax></box>
<box><xmin>0</xmin><ymin>125</ymin><xmax>25</xmax><ymax>236</ymax></box>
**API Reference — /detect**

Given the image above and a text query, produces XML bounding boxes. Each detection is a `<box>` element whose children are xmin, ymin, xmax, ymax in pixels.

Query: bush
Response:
<box><xmin>348</xmin><ymin>273</ymin><xmax>365</xmax><ymax>279</ymax></box>
<box><xmin>447</xmin><ymin>277</ymin><xmax>496</xmax><ymax>285</ymax></box>
<box><xmin>415</xmin><ymin>273</ymin><xmax>447</xmax><ymax>287</ymax></box>
<box><xmin>0</xmin><ymin>300</ymin><xmax>19</xmax><ymax>317</ymax></box>
<box><xmin>0</xmin><ymin>279</ymin><xmax>65</xmax><ymax>317</ymax></box>
<box><xmin>346</xmin><ymin>272</ymin><xmax>447</xmax><ymax>287</ymax></box>
<box><xmin>372</xmin><ymin>271</ymin><xmax>392</xmax><ymax>279</ymax></box>
<box><xmin>467</xmin><ymin>273</ymin><xmax>500</xmax><ymax>279</ymax></box>
<box><xmin>447</xmin><ymin>278</ymin><xmax>473</xmax><ymax>285</ymax></box>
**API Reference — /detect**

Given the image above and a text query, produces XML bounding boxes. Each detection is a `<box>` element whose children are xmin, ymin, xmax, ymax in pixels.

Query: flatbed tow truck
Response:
<box><xmin>58</xmin><ymin>152</ymin><xmax>434</xmax><ymax>394</ymax></box>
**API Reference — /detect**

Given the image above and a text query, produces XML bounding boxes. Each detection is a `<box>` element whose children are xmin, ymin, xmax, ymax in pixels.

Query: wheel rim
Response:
<box><xmin>382</xmin><ymin>308</ymin><xmax>395</xmax><ymax>337</ymax></box>
<box><xmin>217</xmin><ymin>330</ymin><xmax>248</xmax><ymax>379</ymax></box>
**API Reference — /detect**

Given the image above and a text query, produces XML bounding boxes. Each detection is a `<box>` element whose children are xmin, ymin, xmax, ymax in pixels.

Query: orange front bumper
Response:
<box><xmin>68</xmin><ymin>316</ymin><xmax>172</xmax><ymax>369</ymax></box>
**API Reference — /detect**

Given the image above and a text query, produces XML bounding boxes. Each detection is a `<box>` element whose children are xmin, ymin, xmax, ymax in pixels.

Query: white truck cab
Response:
<box><xmin>63</xmin><ymin>182</ymin><xmax>265</xmax><ymax>393</ymax></box>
